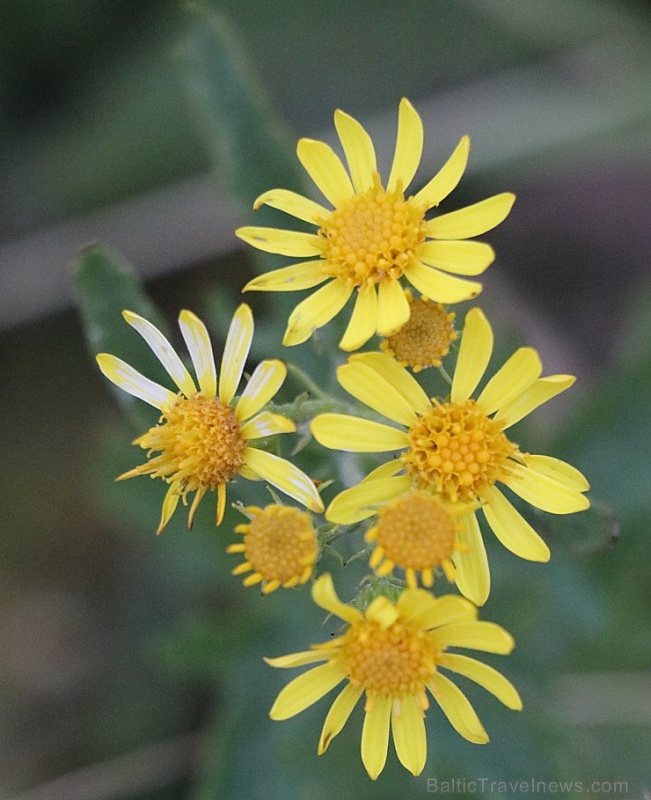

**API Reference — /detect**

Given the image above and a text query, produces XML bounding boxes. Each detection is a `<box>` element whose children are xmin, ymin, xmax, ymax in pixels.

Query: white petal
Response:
<box><xmin>219</xmin><ymin>304</ymin><xmax>254</xmax><ymax>405</ymax></box>
<box><xmin>243</xmin><ymin>447</ymin><xmax>324</xmax><ymax>512</ymax></box>
<box><xmin>123</xmin><ymin>311</ymin><xmax>196</xmax><ymax>397</ymax></box>
<box><xmin>178</xmin><ymin>310</ymin><xmax>217</xmax><ymax>398</ymax></box>
<box><xmin>235</xmin><ymin>359</ymin><xmax>287</xmax><ymax>421</ymax></box>
<box><xmin>96</xmin><ymin>354</ymin><xmax>176</xmax><ymax>410</ymax></box>
<box><xmin>240</xmin><ymin>412</ymin><xmax>295</xmax><ymax>439</ymax></box>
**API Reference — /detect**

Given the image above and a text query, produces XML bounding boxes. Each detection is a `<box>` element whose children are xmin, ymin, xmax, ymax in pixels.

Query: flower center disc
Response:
<box><xmin>342</xmin><ymin>619</ymin><xmax>438</xmax><ymax>697</ymax></box>
<box><xmin>319</xmin><ymin>174</ymin><xmax>426</xmax><ymax>287</ymax></box>
<box><xmin>374</xmin><ymin>491</ymin><xmax>456</xmax><ymax>570</ymax></box>
<box><xmin>384</xmin><ymin>297</ymin><xmax>456</xmax><ymax>370</ymax></box>
<box><xmin>243</xmin><ymin>506</ymin><xmax>317</xmax><ymax>583</ymax></box>
<box><xmin>402</xmin><ymin>399</ymin><xmax>517</xmax><ymax>502</ymax></box>
<box><xmin>138</xmin><ymin>395</ymin><xmax>246</xmax><ymax>491</ymax></box>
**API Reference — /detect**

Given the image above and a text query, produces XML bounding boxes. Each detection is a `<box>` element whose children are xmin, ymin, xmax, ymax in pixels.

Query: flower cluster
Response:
<box><xmin>96</xmin><ymin>99</ymin><xmax>589</xmax><ymax>779</ymax></box>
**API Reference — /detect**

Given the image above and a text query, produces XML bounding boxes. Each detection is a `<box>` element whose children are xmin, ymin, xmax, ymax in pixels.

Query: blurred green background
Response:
<box><xmin>1</xmin><ymin>1</ymin><xmax>651</xmax><ymax>798</ymax></box>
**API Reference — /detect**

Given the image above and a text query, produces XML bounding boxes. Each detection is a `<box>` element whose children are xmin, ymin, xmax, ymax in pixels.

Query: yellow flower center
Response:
<box><xmin>242</xmin><ymin>506</ymin><xmax>318</xmax><ymax>584</ymax></box>
<box><xmin>341</xmin><ymin>618</ymin><xmax>438</xmax><ymax>698</ymax></box>
<box><xmin>382</xmin><ymin>296</ymin><xmax>456</xmax><ymax>370</ymax></box>
<box><xmin>373</xmin><ymin>491</ymin><xmax>456</xmax><ymax>571</ymax></box>
<box><xmin>402</xmin><ymin>399</ymin><xmax>517</xmax><ymax>502</ymax></box>
<box><xmin>136</xmin><ymin>395</ymin><xmax>246</xmax><ymax>492</ymax></box>
<box><xmin>318</xmin><ymin>173</ymin><xmax>426</xmax><ymax>287</ymax></box>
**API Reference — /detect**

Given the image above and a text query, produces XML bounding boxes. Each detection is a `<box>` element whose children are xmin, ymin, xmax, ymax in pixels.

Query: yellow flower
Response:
<box><xmin>266</xmin><ymin>574</ymin><xmax>521</xmax><ymax>780</ymax></box>
<box><xmin>228</xmin><ymin>504</ymin><xmax>318</xmax><ymax>593</ymax></box>
<box><xmin>365</xmin><ymin>490</ymin><xmax>468</xmax><ymax>590</ymax></box>
<box><xmin>311</xmin><ymin>308</ymin><xmax>590</xmax><ymax>605</ymax></box>
<box><xmin>380</xmin><ymin>290</ymin><xmax>457</xmax><ymax>370</ymax></box>
<box><xmin>237</xmin><ymin>98</ymin><xmax>514</xmax><ymax>351</ymax></box>
<box><xmin>96</xmin><ymin>305</ymin><xmax>323</xmax><ymax>533</ymax></box>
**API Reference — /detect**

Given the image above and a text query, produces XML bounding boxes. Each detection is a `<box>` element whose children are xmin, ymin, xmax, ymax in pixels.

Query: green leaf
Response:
<box><xmin>73</xmin><ymin>244</ymin><xmax>168</xmax><ymax>429</ymax></box>
<box><xmin>178</xmin><ymin>3</ymin><xmax>305</xmax><ymax>221</ymax></box>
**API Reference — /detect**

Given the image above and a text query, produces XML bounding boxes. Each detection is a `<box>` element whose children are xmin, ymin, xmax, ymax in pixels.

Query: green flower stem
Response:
<box><xmin>437</xmin><ymin>363</ymin><xmax>453</xmax><ymax>386</ymax></box>
<box><xmin>270</xmin><ymin>397</ymin><xmax>349</xmax><ymax>424</ymax></box>
<box><xmin>286</xmin><ymin>362</ymin><xmax>330</xmax><ymax>401</ymax></box>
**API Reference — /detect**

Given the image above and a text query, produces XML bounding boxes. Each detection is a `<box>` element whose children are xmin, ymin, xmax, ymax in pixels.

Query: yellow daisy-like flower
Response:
<box><xmin>236</xmin><ymin>98</ymin><xmax>515</xmax><ymax>351</ymax></box>
<box><xmin>266</xmin><ymin>574</ymin><xmax>521</xmax><ymax>780</ymax></box>
<box><xmin>365</xmin><ymin>490</ymin><xmax>468</xmax><ymax>589</ymax></box>
<box><xmin>96</xmin><ymin>305</ymin><xmax>323</xmax><ymax>533</ymax></box>
<box><xmin>380</xmin><ymin>290</ymin><xmax>456</xmax><ymax>370</ymax></box>
<box><xmin>228</xmin><ymin>504</ymin><xmax>318</xmax><ymax>594</ymax></box>
<box><xmin>311</xmin><ymin>308</ymin><xmax>590</xmax><ymax>605</ymax></box>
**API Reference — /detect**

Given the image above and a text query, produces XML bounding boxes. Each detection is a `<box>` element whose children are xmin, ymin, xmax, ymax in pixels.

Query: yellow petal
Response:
<box><xmin>418</xmin><ymin>240</ymin><xmax>495</xmax><ymax>276</ymax></box>
<box><xmin>426</xmin><ymin>193</ymin><xmax>516</xmax><ymax>239</ymax></box>
<box><xmin>453</xmin><ymin>513</ymin><xmax>491</xmax><ymax>606</ymax></box>
<box><xmin>438</xmin><ymin>653</ymin><xmax>522</xmax><ymax>710</ymax></box>
<box><xmin>312</xmin><ymin>573</ymin><xmax>363</xmax><ymax>624</ymax></box>
<box><xmin>365</xmin><ymin>596</ymin><xmax>399</xmax><ymax>628</ymax></box>
<box><xmin>412</xmin><ymin>135</ymin><xmax>469</xmax><ymax>209</ymax></box>
<box><xmin>296</xmin><ymin>138</ymin><xmax>354</xmax><ymax>206</ymax></box>
<box><xmin>338</xmin><ymin>285</ymin><xmax>378</xmax><ymax>351</ymax></box>
<box><xmin>433</xmin><ymin>621</ymin><xmax>514</xmax><ymax>654</ymax></box>
<box><xmin>497</xmin><ymin>375</ymin><xmax>575</xmax><ymax>429</ymax></box>
<box><xmin>265</xmin><ymin>650</ymin><xmax>331</xmax><ymax>669</ymax></box>
<box><xmin>325</xmin><ymin>475</ymin><xmax>413</xmax><ymax>524</ymax></box>
<box><xmin>178</xmin><ymin>309</ymin><xmax>217</xmax><ymax>398</ymax></box>
<box><xmin>387</xmin><ymin>98</ymin><xmax>423</xmax><ymax>194</ymax></box>
<box><xmin>404</xmin><ymin>261</ymin><xmax>482</xmax><ymax>304</ymax></box>
<box><xmin>243</xmin><ymin>261</ymin><xmax>329</xmax><ymax>293</ymax></box>
<box><xmin>96</xmin><ymin>354</ymin><xmax>176</xmax><ymax>410</ymax></box>
<box><xmin>360</xmin><ymin>459</ymin><xmax>405</xmax><ymax>482</ymax></box>
<box><xmin>311</xmin><ymin>414</ymin><xmax>408</xmax><ymax>452</ymax></box>
<box><xmin>377</xmin><ymin>278</ymin><xmax>410</xmax><ymax>336</ymax></box>
<box><xmin>396</xmin><ymin>587</ymin><xmax>440</xmax><ymax>624</ymax></box>
<box><xmin>477</xmin><ymin>347</ymin><xmax>542</xmax><ymax>416</ymax></box>
<box><xmin>219</xmin><ymin>304</ymin><xmax>253</xmax><ymax>406</ymax></box>
<box><xmin>240</xmin><ymin>411</ymin><xmax>295</xmax><ymax>440</ymax></box>
<box><xmin>283</xmin><ymin>280</ymin><xmax>352</xmax><ymax>346</ymax></box>
<box><xmin>349</xmin><ymin>352</ymin><xmax>431</xmax><ymax>415</ymax></box>
<box><xmin>123</xmin><ymin>311</ymin><xmax>196</xmax><ymax>397</ymax></box>
<box><xmin>409</xmin><ymin>594</ymin><xmax>477</xmax><ymax>630</ymax></box>
<box><xmin>243</xmin><ymin>447</ymin><xmax>324</xmax><ymax>512</ymax></box>
<box><xmin>336</xmin><ymin>361</ymin><xmax>418</xmax><ymax>426</ymax></box>
<box><xmin>334</xmin><ymin>109</ymin><xmax>377</xmax><ymax>193</ymax></box>
<box><xmin>216</xmin><ymin>483</ymin><xmax>227</xmax><ymax>525</ymax></box>
<box><xmin>451</xmin><ymin>308</ymin><xmax>493</xmax><ymax>404</ymax></box>
<box><xmin>427</xmin><ymin>673</ymin><xmax>489</xmax><ymax>743</ymax></box>
<box><xmin>269</xmin><ymin>662</ymin><xmax>345</xmax><ymax>720</ymax></box>
<box><xmin>157</xmin><ymin>483</ymin><xmax>181</xmax><ymax>535</ymax></box>
<box><xmin>236</xmin><ymin>359</ymin><xmax>287</xmax><ymax>421</ymax></box>
<box><xmin>483</xmin><ymin>485</ymin><xmax>551</xmax><ymax>561</ymax></box>
<box><xmin>252</xmin><ymin>188</ymin><xmax>327</xmax><ymax>224</ymax></box>
<box><xmin>522</xmin><ymin>454</ymin><xmax>590</xmax><ymax>492</ymax></box>
<box><xmin>235</xmin><ymin>226</ymin><xmax>323</xmax><ymax>257</ymax></box>
<box><xmin>187</xmin><ymin>486</ymin><xmax>207</xmax><ymax>530</ymax></box>
<box><xmin>237</xmin><ymin>463</ymin><xmax>261</xmax><ymax>481</ymax></box>
<box><xmin>361</xmin><ymin>695</ymin><xmax>392</xmax><ymax>779</ymax></box>
<box><xmin>507</xmin><ymin>462</ymin><xmax>590</xmax><ymax>514</ymax></box>
<box><xmin>391</xmin><ymin>694</ymin><xmax>427</xmax><ymax>776</ymax></box>
<box><xmin>318</xmin><ymin>683</ymin><xmax>363</xmax><ymax>754</ymax></box>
